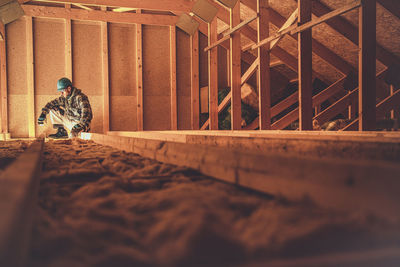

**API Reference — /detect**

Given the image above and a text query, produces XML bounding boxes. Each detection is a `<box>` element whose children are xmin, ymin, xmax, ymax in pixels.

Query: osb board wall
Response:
<box><xmin>5</xmin><ymin>16</ymin><xmax>198</xmax><ymax>136</ymax></box>
<box><xmin>109</xmin><ymin>23</ymin><xmax>137</xmax><ymax>131</ymax></box>
<box><xmin>33</xmin><ymin>18</ymin><xmax>65</xmax><ymax>137</ymax></box>
<box><xmin>142</xmin><ymin>25</ymin><xmax>171</xmax><ymax>131</ymax></box>
<box><xmin>72</xmin><ymin>21</ymin><xmax>103</xmax><ymax>134</ymax></box>
<box><xmin>176</xmin><ymin>28</ymin><xmax>191</xmax><ymax>130</ymax></box>
<box><xmin>6</xmin><ymin>17</ymin><xmax>28</xmax><ymax>138</ymax></box>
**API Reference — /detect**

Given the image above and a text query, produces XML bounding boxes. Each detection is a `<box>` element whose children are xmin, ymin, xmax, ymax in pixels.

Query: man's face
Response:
<box><xmin>60</xmin><ymin>86</ymin><xmax>72</xmax><ymax>98</ymax></box>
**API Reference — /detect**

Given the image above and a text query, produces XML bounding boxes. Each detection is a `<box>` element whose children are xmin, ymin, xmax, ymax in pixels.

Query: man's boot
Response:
<box><xmin>49</xmin><ymin>126</ymin><xmax>68</xmax><ymax>139</ymax></box>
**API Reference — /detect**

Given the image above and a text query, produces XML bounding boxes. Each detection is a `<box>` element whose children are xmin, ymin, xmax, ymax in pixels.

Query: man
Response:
<box><xmin>38</xmin><ymin>77</ymin><xmax>93</xmax><ymax>138</ymax></box>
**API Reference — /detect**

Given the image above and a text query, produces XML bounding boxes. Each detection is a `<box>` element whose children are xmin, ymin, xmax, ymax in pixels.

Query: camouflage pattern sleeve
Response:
<box><xmin>76</xmin><ymin>94</ymin><xmax>93</xmax><ymax>132</ymax></box>
<box><xmin>41</xmin><ymin>96</ymin><xmax>65</xmax><ymax>114</ymax></box>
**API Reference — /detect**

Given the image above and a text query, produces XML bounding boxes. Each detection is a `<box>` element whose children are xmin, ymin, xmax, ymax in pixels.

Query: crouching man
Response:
<box><xmin>38</xmin><ymin>77</ymin><xmax>93</xmax><ymax>139</ymax></box>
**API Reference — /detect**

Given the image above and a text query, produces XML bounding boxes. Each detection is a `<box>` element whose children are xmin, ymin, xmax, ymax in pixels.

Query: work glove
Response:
<box><xmin>37</xmin><ymin>112</ymin><xmax>46</xmax><ymax>125</ymax></box>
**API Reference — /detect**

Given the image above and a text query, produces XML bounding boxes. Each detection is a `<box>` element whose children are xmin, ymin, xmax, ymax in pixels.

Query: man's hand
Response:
<box><xmin>37</xmin><ymin>112</ymin><xmax>46</xmax><ymax>125</ymax></box>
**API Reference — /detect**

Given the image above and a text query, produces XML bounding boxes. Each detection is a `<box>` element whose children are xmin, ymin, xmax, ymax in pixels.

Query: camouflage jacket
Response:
<box><xmin>42</xmin><ymin>87</ymin><xmax>93</xmax><ymax>132</ymax></box>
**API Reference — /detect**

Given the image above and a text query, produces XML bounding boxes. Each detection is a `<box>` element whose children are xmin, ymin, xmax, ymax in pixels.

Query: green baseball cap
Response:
<box><xmin>57</xmin><ymin>77</ymin><xmax>72</xmax><ymax>91</ymax></box>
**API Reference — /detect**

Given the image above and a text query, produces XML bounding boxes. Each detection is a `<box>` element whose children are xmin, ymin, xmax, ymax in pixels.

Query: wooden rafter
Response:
<box><xmin>136</xmin><ymin>10</ymin><xmax>143</xmax><ymax>131</ymax></box>
<box><xmin>270</xmin><ymin>8</ymin><xmax>297</xmax><ymax>50</ymax></box>
<box><xmin>268</xmin><ymin>8</ymin><xmax>355</xmax><ymax>75</ymax></box>
<box><xmin>22</xmin><ymin>5</ymin><xmax>179</xmax><ymax>26</ymax></box>
<box><xmin>242</xmin><ymin>0</ymin><xmax>355</xmax><ymax>76</ymax></box>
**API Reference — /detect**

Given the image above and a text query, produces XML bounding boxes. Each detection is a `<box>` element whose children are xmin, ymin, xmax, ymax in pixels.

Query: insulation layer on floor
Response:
<box><xmin>29</xmin><ymin>139</ymin><xmax>400</xmax><ymax>267</ymax></box>
<box><xmin>0</xmin><ymin>140</ymin><xmax>31</xmax><ymax>171</ymax></box>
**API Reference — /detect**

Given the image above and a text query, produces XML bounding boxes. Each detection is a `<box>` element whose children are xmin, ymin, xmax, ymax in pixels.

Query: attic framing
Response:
<box><xmin>0</xmin><ymin>0</ymin><xmax>399</xmax><ymax>136</ymax></box>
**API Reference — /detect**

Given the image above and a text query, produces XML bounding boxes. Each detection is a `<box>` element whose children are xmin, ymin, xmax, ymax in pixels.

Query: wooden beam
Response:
<box><xmin>22</xmin><ymin>5</ymin><xmax>178</xmax><ymax>26</ymax></box>
<box><xmin>64</xmin><ymin>4</ymin><xmax>72</xmax><ymax>79</ymax></box>
<box><xmin>257</xmin><ymin>0</ymin><xmax>271</xmax><ymax>130</ymax></box>
<box><xmin>72</xmin><ymin>3</ymin><xmax>92</xmax><ymax>10</ymax></box>
<box><xmin>204</xmin><ymin>14</ymin><xmax>257</xmax><ymax>52</ymax></box>
<box><xmin>230</xmin><ymin>1</ymin><xmax>241</xmax><ymax>130</ymax></box>
<box><xmin>208</xmin><ymin>18</ymin><xmax>219</xmax><ymax>130</ymax></box>
<box><xmin>26</xmin><ymin>16</ymin><xmax>35</xmax><ymax>138</ymax></box>
<box><xmin>0</xmin><ymin>22</ymin><xmax>8</xmax><ymax>134</ymax></box>
<box><xmin>31</xmin><ymin>0</ymin><xmax>193</xmax><ymax>12</ymax></box>
<box><xmin>200</xmin><ymin>57</ymin><xmax>259</xmax><ymax>130</ymax></box>
<box><xmin>358</xmin><ymin>0</ymin><xmax>376</xmax><ymax>131</ymax></box>
<box><xmin>310</xmin><ymin>0</ymin><xmax>400</xmax><ymax>67</ymax></box>
<box><xmin>291</xmin><ymin>0</ymin><xmax>361</xmax><ymax>35</ymax></box>
<box><xmin>266</xmin><ymin>7</ymin><xmax>355</xmax><ymax>76</ymax></box>
<box><xmin>101</xmin><ymin>6</ymin><xmax>109</xmax><ymax>134</ymax></box>
<box><xmin>251</xmin><ymin>23</ymin><xmax>296</xmax><ymax>50</ymax></box>
<box><xmin>270</xmin><ymin>8</ymin><xmax>297</xmax><ymax>49</ymax></box>
<box><xmin>241</xmin><ymin>1</ymin><xmax>355</xmax><ymax>76</ymax></box>
<box><xmin>170</xmin><ymin>26</ymin><xmax>177</xmax><ymax>130</ymax></box>
<box><xmin>191</xmin><ymin>31</ymin><xmax>200</xmax><ymax>130</ymax></box>
<box><xmin>136</xmin><ymin>10</ymin><xmax>143</xmax><ymax>131</ymax></box>
<box><xmin>298</xmin><ymin>0</ymin><xmax>313</xmax><ymax>130</ymax></box>
<box><xmin>241</xmin><ymin>57</ymin><xmax>258</xmax><ymax>85</ymax></box>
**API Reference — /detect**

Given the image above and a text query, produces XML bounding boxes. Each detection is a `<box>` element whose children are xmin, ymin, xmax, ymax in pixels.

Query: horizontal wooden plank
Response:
<box><xmin>22</xmin><ymin>5</ymin><xmax>179</xmax><ymax>25</ymax></box>
<box><xmin>30</xmin><ymin>0</ymin><xmax>193</xmax><ymax>12</ymax></box>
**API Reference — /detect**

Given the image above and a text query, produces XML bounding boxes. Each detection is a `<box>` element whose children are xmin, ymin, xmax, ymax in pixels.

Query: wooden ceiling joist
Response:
<box><xmin>22</xmin><ymin>4</ymin><xmax>179</xmax><ymax>26</ymax></box>
<box><xmin>30</xmin><ymin>0</ymin><xmax>192</xmax><ymax>12</ymax></box>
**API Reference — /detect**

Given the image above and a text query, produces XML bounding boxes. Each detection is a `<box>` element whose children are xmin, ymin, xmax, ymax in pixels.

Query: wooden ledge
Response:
<box><xmin>0</xmin><ymin>139</ymin><xmax>44</xmax><ymax>267</ymax></box>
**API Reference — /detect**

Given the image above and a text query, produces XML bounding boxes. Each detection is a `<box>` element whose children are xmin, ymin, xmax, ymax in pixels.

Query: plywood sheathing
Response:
<box><xmin>109</xmin><ymin>23</ymin><xmax>137</xmax><ymax>131</ymax></box>
<box><xmin>72</xmin><ymin>21</ymin><xmax>103</xmax><ymax>133</ymax></box>
<box><xmin>142</xmin><ymin>25</ymin><xmax>171</xmax><ymax>130</ymax></box>
<box><xmin>176</xmin><ymin>28</ymin><xmax>191</xmax><ymax>130</ymax></box>
<box><xmin>33</xmin><ymin>18</ymin><xmax>65</xmax><ymax>137</ymax></box>
<box><xmin>6</xmin><ymin>17</ymin><xmax>28</xmax><ymax>138</ymax></box>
